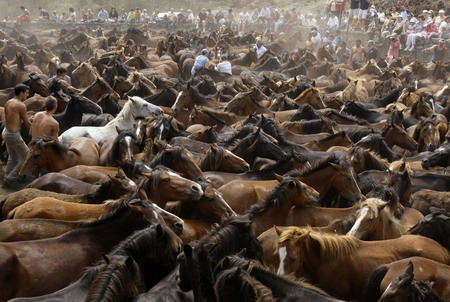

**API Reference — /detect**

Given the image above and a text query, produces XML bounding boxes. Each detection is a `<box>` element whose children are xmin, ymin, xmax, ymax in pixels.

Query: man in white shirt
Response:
<box><xmin>305</xmin><ymin>13</ymin><xmax>317</xmax><ymax>26</ymax></box>
<box><xmin>97</xmin><ymin>7</ymin><xmax>109</xmax><ymax>21</ymax></box>
<box><xmin>326</xmin><ymin>12</ymin><xmax>340</xmax><ymax>30</ymax></box>
<box><xmin>216</xmin><ymin>55</ymin><xmax>232</xmax><ymax>74</ymax></box>
<box><xmin>255</xmin><ymin>40</ymin><xmax>267</xmax><ymax>58</ymax></box>
<box><xmin>311</xmin><ymin>30</ymin><xmax>322</xmax><ymax>53</ymax></box>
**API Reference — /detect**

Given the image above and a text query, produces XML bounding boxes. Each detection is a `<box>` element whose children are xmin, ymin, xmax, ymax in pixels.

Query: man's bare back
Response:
<box><xmin>4</xmin><ymin>97</ymin><xmax>31</xmax><ymax>132</ymax></box>
<box><xmin>30</xmin><ymin>112</ymin><xmax>59</xmax><ymax>140</ymax></box>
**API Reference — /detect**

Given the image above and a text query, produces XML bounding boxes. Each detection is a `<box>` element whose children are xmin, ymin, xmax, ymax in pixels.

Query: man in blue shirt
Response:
<box><xmin>191</xmin><ymin>49</ymin><xmax>210</xmax><ymax>76</ymax></box>
<box><xmin>97</xmin><ymin>7</ymin><xmax>109</xmax><ymax>22</ymax></box>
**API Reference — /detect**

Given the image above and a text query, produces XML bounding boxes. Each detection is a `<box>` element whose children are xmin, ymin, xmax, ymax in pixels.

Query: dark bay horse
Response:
<box><xmin>0</xmin><ymin>200</ymin><xmax>163</xmax><ymax>301</ymax></box>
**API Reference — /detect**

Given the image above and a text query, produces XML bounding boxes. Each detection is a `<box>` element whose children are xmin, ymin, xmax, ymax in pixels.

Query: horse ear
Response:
<box><xmin>311</xmin><ymin>80</ymin><xmax>316</xmax><ymax>87</ymax></box>
<box><xmin>405</xmin><ymin>261</ymin><xmax>414</xmax><ymax>276</ymax></box>
<box><xmin>275</xmin><ymin>173</ymin><xmax>284</xmax><ymax>182</ymax></box>
<box><xmin>143</xmin><ymin>172</ymin><xmax>153</xmax><ymax>178</ymax></box>
<box><xmin>274</xmin><ymin>225</ymin><xmax>283</xmax><ymax>236</ymax></box>
<box><xmin>236</xmin><ymin>248</ymin><xmax>247</xmax><ymax>257</ymax></box>
<box><xmin>125</xmin><ymin>257</ymin><xmax>134</xmax><ymax>268</ymax></box>
<box><xmin>156</xmin><ymin>224</ymin><xmax>164</xmax><ymax>237</ymax></box>
<box><xmin>211</xmin><ymin>143</ymin><xmax>218</xmax><ymax>152</ymax></box>
<box><xmin>102</xmin><ymin>254</ymin><xmax>110</xmax><ymax>264</ymax></box>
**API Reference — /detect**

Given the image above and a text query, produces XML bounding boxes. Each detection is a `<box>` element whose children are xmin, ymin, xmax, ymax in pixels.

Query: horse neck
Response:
<box><xmin>249</xmin><ymin>266</ymin><xmax>304</xmax><ymax>298</ymax></box>
<box><xmin>67</xmin><ymin>208</ymin><xmax>147</xmax><ymax>251</ymax></box>
<box><xmin>252</xmin><ymin>197</ymin><xmax>293</xmax><ymax>236</ymax></box>
<box><xmin>298</xmin><ymin>167</ymin><xmax>332</xmax><ymax>198</ymax></box>
<box><xmin>108</xmin><ymin>103</ymin><xmax>136</xmax><ymax>130</ymax></box>
<box><xmin>56</xmin><ymin>98</ymin><xmax>81</xmax><ymax>124</ymax></box>
<box><xmin>45</xmin><ymin>149</ymin><xmax>79</xmax><ymax>171</ymax></box>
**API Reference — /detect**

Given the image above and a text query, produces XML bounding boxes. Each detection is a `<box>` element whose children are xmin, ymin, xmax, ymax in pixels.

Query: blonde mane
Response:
<box><xmin>277</xmin><ymin>226</ymin><xmax>359</xmax><ymax>260</ymax></box>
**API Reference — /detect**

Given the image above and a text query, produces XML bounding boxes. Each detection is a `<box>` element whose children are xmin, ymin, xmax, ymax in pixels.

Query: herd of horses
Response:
<box><xmin>0</xmin><ymin>23</ymin><xmax>450</xmax><ymax>301</ymax></box>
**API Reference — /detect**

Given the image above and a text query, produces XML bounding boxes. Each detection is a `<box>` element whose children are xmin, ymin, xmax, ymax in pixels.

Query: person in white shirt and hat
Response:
<box><xmin>216</xmin><ymin>55</ymin><xmax>232</xmax><ymax>75</ymax></box>
<box><xmin>255</xmin><ymin>40</ymin><xmax>267</xmax><ymax>58</ymax></box>
<box><xmin>435</xmin><ymin>9</ymin><xmax>446</xmax><ymax>25</ymax></box>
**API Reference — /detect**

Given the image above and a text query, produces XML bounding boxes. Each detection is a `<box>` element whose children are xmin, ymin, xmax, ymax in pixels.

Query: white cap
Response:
<box><xmin>423</xmin><ymin>10</ymin><xmax>429</xmax><ymax>13</ymax></box>
<box><xmin>409</xmin><ymin>17</ymin><xmax>418</xmax><ymax>23</ymax></box>
<box><xmin>439</xmin><ymin>9</ymin><xmax>445</xmax><ymax>13</ymax></box>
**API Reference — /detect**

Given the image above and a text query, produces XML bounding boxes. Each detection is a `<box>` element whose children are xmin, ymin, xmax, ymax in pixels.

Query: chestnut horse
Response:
<box><xmin>19</xmin><ymin>137</ymin><xmax>100</xmax><ymax>179</ymax></box>
<box><xmin>199</xmin><ymin>144</ymin><xmax>250</xmax><ymax>173</ymax></box>
<box><xmin>247</xmin><ymin>177</ymin><xmax>320</xmax><ymax>236</ymax></box>
<box><xmin>275</xmin><ymin>227</ymin><xmax>450</xmax><ymax>301</ymax></box>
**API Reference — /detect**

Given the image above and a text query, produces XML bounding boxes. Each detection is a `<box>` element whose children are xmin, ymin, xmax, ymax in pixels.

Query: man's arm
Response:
<box><xmin>51</xmin><ymin>122</ymin><xmax>60</xmax><ymax>139</ymax></box>
<box><xmin>19</xmin><ymin>104</ymin><xmax>31</xmax><ymax>128</ymax></box>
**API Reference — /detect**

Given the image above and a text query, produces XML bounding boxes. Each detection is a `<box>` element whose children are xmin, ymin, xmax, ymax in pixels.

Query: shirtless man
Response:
<box><xmin>348</xmin><ymin>39</ymin><xmax>366</xmax><ymax>69</ymax></box>
<box><xmin>30</xmin><ymin>96</ymin><xmax>59</xmax><ymax>140</ymax></box>
<box><xmin>2</xmin><ymin>84</ymin><xmax>31</xmax><ymax>188</ymax></box>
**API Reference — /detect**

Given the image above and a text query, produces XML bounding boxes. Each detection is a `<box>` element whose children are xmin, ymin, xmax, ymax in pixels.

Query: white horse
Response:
<box><xmin>59</xmin><ymin>96</ymin><xmax>163</xmax><ymax>145</ymax></box>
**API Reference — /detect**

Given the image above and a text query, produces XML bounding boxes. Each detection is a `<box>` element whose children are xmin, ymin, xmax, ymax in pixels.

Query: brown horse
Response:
<box><xmin>199</xmin><ymin>144</ymin><xmax>250</xmax><ymax>173</ymax></box>
<box><xmin>136</xmin><ymin>168</ymin><xmax>203</xmax><ymax>208</ymax></box>
<box><xmin>19</xmin><ymin>137</ymin><xmax>100</xmax><ymax>179</ymax></box>
<box><xmin>365</xmin><ymin>257</ymin><xmax>450</xmax><ymax>302</ymax></box>
<box><xmin>165</xmin><ymin>181</ymin><xmax>235</xmax><ymax>224</ymax></box>
<box><xmin>412</xmin><ymin>119</ymin><xmax>441</xmax><ymax>152</ymax></box>
<box><xmin>300</xmin><ymin>131</ymin><xmax>353</xmax><ymax>151</ymax></box>
<box><xmin>247</xmin><ymin>177</ymin><xmax>320</xmax><ymax>237</ymax></box>
<box><xmin>291</xmin><ymin>87</ymin><xmax>326</xmax><ymax>109</ymax></box>
<box><xmin>377</xmin><ymin>261</ymin><xmax>444</xmax><ymax>302</ymax></box>
<box><xmin>59</xmin><ymin>166</ymin><xmax>131</xmax><ymax>184</ymax></box>
<box><xmin>224</xmin><ymin>90</ymin><xmax>271</xmax><ymax>116</ymax></box>
<box><xmin>0</xmin><ymin>200</ymin><xmax>165</xmax><ymax>301</ymax></box>
<box><xmin>275</xmin><ymin>227</ymin><xmax>450</xmax><ymax>301</ymax></box>
<box><xmin>345</xmin><ymin>198</ymin><xmax>421</xmax><ymax>240</ymax></box>
<box><xmin>411</xmin><ymin>189</ymin><xmax>450</xmax><ymax>215</ymax></box>
<box><xmin>149</xmin><ymin>145</ymin><xmax>205</xmax><ymax>182</ymax></box>
<box><xmin>188</xmin><ymin>106</ymin><xmax>242</xmax><ymax>127</ymax></box>
<box><xmin>345</xmin><ymin>146</ymin><xmax>389</xmax><ymax>174</ymax></box>
<box><xmin>72</xmin><ymin>62</ymin><xmax>99</xmax><ymax>88</ymax></box>
<box><xmin>382</xmin><ymin>123</ymin><xmax>419</xmax><ymax>152</ymax></box>
<box><xmin>81</xmin><ymin>77</ymin><xmax>119</xmax><ymax>103</ymax></box>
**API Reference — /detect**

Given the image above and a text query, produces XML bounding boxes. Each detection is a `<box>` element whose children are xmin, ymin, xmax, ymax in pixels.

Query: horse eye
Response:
<box><xmin>33</xmin><ymin>154</ymin><xmax>40</xmax><ymax>159</ymax></box>
<box><xmin>346</xmin><ymin>176</ymin><xmax>352</xmax><ymax>181</ymax></box>
<box><xmin>207</xmin><ymin>197</ymin><xmax>213</xmax><ymax>202</ymax></box>
<box><xmin>289</xmin><ymin>257</ymin><xmax>296</xmax><ymax>263</ymax></box>
<box><xmin>164</xmin><ymin>178</ymin><xmax>170</xmax><ymax>182</ymax></box>
<box><xmin>224</xmin><ymin>155</ymin><xmax>229</xmax><ymax>159</ymax></box>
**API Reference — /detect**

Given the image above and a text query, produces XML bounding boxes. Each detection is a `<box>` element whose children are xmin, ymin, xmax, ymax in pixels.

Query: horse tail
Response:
<box><xmin>363</xmin><ymin>265</ymin><xmax>388</xmax><ymax>302</ymax></box>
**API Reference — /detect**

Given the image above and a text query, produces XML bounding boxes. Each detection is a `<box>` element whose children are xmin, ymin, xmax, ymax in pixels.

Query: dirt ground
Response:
<box><xmin>0</xmin><ymin>164</ymin><xmax>18</xmax><ymax>199</ymax></box>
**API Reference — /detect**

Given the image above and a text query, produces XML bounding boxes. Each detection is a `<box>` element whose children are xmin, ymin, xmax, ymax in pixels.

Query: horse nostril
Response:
<box><xmin>197</xmin><ymin>177</ymin><xmax>204</xmax><ymax>182</ymax></box>
<box><xmin>191</xmin><ymin>185</ymin><xmax>200</xmax><ymax>192</ymax></box>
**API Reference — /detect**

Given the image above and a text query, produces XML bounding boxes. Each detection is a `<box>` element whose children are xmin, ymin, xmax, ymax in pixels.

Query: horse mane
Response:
<box><xmin>187</xmin><ymin>84</ymin><xmax>208</xmax><ymax>104</ymax></box>
<box><xmin>290</xmin><ymin>104</ymin><xmax>320</xmax><ymax>121</ymax></box>
<box><xmin>409</xmin><ymin>279</ymin><xmax>444</xmax><ymax>302</ymax></box>
<box><xmin>287</xmin><ymin>154</ymin><xmax>348</xmax><ymax>177</ymax></box>
<box><xmin>277</xmin><ymin>227</ymin><xmax>359</xmax><ymax>260</ymax></box>
<box><xmin>350</xmin><ymin>146</ymin><xmax>389</xmax><ymax>171</ymax></box>
<box><xmin>389</xmin><ymin>160</ymin><xmax>413</xmax><ymax>175</ymax></box>
<box><xmin>196</xmin><ymin>106</ymin><xmax>237</xmax><ymax>125</ymax></box>
<box><xmin>110</xmin><ymin>224</ymin><xmax>179</xmax><ymax>263</ymax></box>
<box><xmin>29</xmin><ymin>136</ymin><xmax>81</xmax><ymax>156</ymax></box>
<box><xmin>200</xmin><ymin>146</ymin><xmax>225</xmax><ymax>171</ymax></box>
<box><xmin>85</xmin><ymin>256</ymin><xmax>139</xmax><ymax>302</ymax></box>
<box><xmin>149</xmin><ymin>145</ymin><xmax>186</xmax><ymax>168</ymax></box>
<box><xmin>128</xmin><ymin>27</ymin><xmax>146</xmax><ymax>36</ymax></box>
<box><xmin>247</xmin><ymin>177</ymin><xmax>301</xmax><ymax>220</ymax></box>
<box><xmin>107</xmin><ymin>97</ymin><xmax>142</xmax><ymax>126</ymax></box>
<box><xmin>168</xmin><ymin>181</ymin><xmax>212</xmax><ymax>218</ymax></box>
<box><xmin>76</xmin><ymin>200</ymin><xmax>128</xmax><ymax>228</ymax></box>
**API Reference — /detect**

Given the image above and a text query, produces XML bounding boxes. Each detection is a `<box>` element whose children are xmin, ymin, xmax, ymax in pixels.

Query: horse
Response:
<box><xmin>407</xmin><ymin>208</ymin><xmax>450</xmax><ymax>250</ymax></box>
<box><xmin>382</xmin><ymin>123</ymin><xmax>419</xmax><ymax>152</ymax></box>
<box><xmin>421</xmin><ymin>144</ymin><xmax>450</xmax><ymax>169</ymax></box>
<box><xmin>19</xmin><ymin>137</ymin><xmax>100</xmax><ymax>179</ymax></box>
<box><xmin>81</xmin><ymin>77</ymin><xmax>120</xmax><ymax>103</ymax></box>
<box><xmin>54</xmin><ymin>94</ymin><xmax>103</xmax><ymax>134</ymax></box>
<box><xmin>59</xmin><ymin>96</ymin><xmax>163</xmax><ymax>145</ymax></box>
<box><xmin>0</xmin><ymin>199</ymin><xmax>165</xmax><ymax>301</ymax></box>
<box><xmin>215</xmin><ymin>255</ymin><xmax>343</xmax><ymax>302</ymax></box>
<box><xmin>24</xmin><ymin>171</ymin><xmax>135</xmax><ymax>196</ymax></box>
<box><xmin>345</xmin><ymin>198</ymin><xmax>418</xmax><ymax>240</ymax></box>
<box><xmin>411</xmin><ymin>190</ymin><xmax>450</xmax><ymax>215</ymax></box>
<box><xmin>189</xmin><ymin>106</ymin><xmax>242</xmax><ymax>127</ymax></box>
<box><xmin>274</xmin><ymin>227</ymin><xmax>450</xmax><ymax>301</ymax></box>
<box><xmin>166</xmin><ymin>181</ymin><xmax>235</xmax><ymax>224</ymax></box>
<box><xmin>291</xmin><ymin>87</ymin><xmax>326</xmax><ymax>109</ymax></box>
<box><xmin>199</xmin><ymin>144</ymin><xmax>250</xmax><ymax>173</ymax></box>
<box><xmin>247</xmin><ymin>177</ymin><xmax>320</xmax><ymax>237</ymax></box>
<box><xmin>378</xmin><ymin>261</ymin><xmax>445</xmax><ymax>302</ymax></box>
<box><xmin>345</xmin><ymin>146</ymin><xmax>389</xmax><ymax>173</ymax></box>
<box><xmin>103</xmin><ymin>130</ymin><xmax>140</xmax><ymax>167</ymax></box>
<box><xmin>72</xmin><ymin>62</ymin><xmax>99</xmax><ymax>88</ymax></box>
<box><xmin>148</xmin><ymin>145</ymin><xmax>205</xmax><ymax>182</ymax></box>
<box><xmin>365</xmin><ymin>257</ymin><xmax>450</xmax><ymax>302</ymax></box>
<box><xmin>135</xmin><ymin>168</ymin><xmax>203</xmax><ymax>208</ymax></box>
<box><xmin>8</xmin><ymin>255</ymin><xmax>139</xmax><ymax>302</ymax></box>
<box><xmin>412</xmin><ymin>119</ymin><xmax>441</xmax><ymax>152</ymax></box>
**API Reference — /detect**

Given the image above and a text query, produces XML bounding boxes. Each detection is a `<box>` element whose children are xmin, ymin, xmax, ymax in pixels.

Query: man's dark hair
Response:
<box><xmin>56</xmin><ymin>67</ymin><xmax>67</xmax><ymax>75</ymax></box>
<box><xmin>14</xmin><ymin>84</ymin><xmax>29</xmax><ymax>96</ymax></box>
<box><xmin>20</xmin><ymin>6</ymin><xmax>25</xmax><ymax>9</ymax></box>
<box><xmin>45</xmin><ymin>96</ymin><xmax>58</xmax><ymax>111</ymax></box>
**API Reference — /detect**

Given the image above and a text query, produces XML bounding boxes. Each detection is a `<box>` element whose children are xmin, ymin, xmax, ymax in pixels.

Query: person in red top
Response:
<box><xmin>16</xmin><ymin>6</ymin><xmax>31</xmax><ymax>22</ymax></box>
